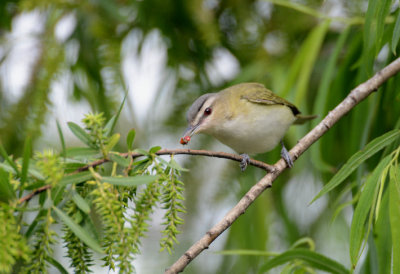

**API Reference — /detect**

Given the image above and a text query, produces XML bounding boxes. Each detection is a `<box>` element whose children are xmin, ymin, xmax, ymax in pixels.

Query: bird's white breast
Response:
<box><xmin>207</xmin><ymin>104</ymin><xmax>296</xmax><ymax>154</ymax></box>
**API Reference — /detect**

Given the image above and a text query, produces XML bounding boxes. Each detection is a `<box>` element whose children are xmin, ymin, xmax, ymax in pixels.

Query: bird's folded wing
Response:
<box><xmin>240</xmin><ymin>84</ymin><xmax>300</xmax><ymax>115</ymax></box>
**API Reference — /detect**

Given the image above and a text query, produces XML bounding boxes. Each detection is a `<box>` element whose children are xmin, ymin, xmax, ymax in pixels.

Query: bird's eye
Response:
<box><xmin>204</xmin><ymin>107</ymin><xmax>212</xmax><ymax>115</ymax></box>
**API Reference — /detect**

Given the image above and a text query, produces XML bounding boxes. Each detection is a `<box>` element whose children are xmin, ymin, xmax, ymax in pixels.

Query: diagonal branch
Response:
<box><xmin>165</xmin><ymin>57</ymin><xmax>400</xmax><ymax>274</ymax></box>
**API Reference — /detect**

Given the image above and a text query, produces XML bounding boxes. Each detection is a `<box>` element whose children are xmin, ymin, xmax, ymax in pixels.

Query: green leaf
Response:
<box><xmin>311</xmin><ymin>26</ymin><xmax>350</xmax><ymax>172</ymax></box>
<box><xmin>349</xmin><ymin>155</ymin><xmax>391</xmax><ymax>266</ymax></box>
<box><xmin>64</xmin><ymin>162</ymin><xmax>87</xmax><ymax>173</ymax></box>
<box><xmin>312</xmin><ymin>130</ymin><xmax>400</xmax><ymax>203</ymax></box>
<box><xmin>364</xmin><ymin>0</ymin><xmax>379</xmax><ymax>51</ymax></box>
<box><xmin>0</xmin><ymin>142</ymin><xmax>20</xmax><ymax>176</ymax></box>
<box><xmin>375</xmin><ymin>0</ymin><xmax>391</xmax><ymax>53</ymax></box>
<box><xmin>53</xmin><ymin>206</ymin><xmax>104</xmax><ymax>254</ymax></box>
<box><xmin>21</xmin><ymin>136</ymin><xmax>32</xmax><ymax>184</ymax></box>
<box><xmin>27</xmin><ymin>166</ymin><xmax>45</xmax><ymax>180</ymax></box>
<box><xmin>104</xmin><ymin>115</ymin><xmax>117</xmax><ymax>137</ymax></box>
<box><xmin>101</xmin><ymin>175</ymin><xmax>158</xmax><ymax>187</ymax></box>
<box><xmin>52</xmin><ymin>185</ymin><xmax>66</xmax><ymax>206</ymax></box>
<box><xmin>258</xmin><ymin>249</ymin><xmax>349</xmax><ymax>274</ymax></box>
<box><xmin>56</xmin><ymin>120</ymin><xmax>66</xmax><ymax>159</ymax></box>
<box><xmin>109</xmin><ymin>153</ymin><xmax>130</xmax><ymax>167</ymax></box>
<box><xmin>0</xmin><ymin>169</ymin><xmax>16</xmax><ymax>202</ymax></box>
<box><xmin>389</xmin><ymin>164</ymin><xmax>400</xmax><ymax>274</ymax></box>
<box><xmin>126</xmin><ymin>129</ymin><xmax>136</xmax><ymax>150</ymax></box>
<box><xmin>294</xmin><ymin>19</ymin><xmax>330</xmax><ymax>105</ymax></box>
<box><xmin>59</xmin><ymin>171</ymin><xmax>93</xmax><ymax>187</ymax></box>
<box><xmin>280</xmin><ymin>20</ymin><xmax>329</xmax><ymax>99</ymax></box>
<box><xmin>374</xmin><ymin>189</ymin><xmax>392</xmax><ymax>274</ymax></box>
<box><xmin>67</xmin><ymin>122</ymin><xmax>95</xmax><ymax>148</ymax></box>
<box><xmin>46</xmin><ymin>257</ymin><xmax>69</xmax><ymax>274</ymax></box>
<box><xmin>104</xmin><ymin>94</ymin><xmax>126</xmax><ymax>137</ymax></box>
<box><xmin>149</xmin><ymin>146</ymin><xmax>162</xmax><ymax>154</ymax></box>
<box><xmin>104</xmin><ymin>133</ymin><xmax>120</xmax><ymax>154</ymax></box>
<box><xmin>72</xmin><ymin>191</ymin><xmax>91</xmax><ymax>214</ymax></box>
<box><xmin>25</xmin><ymin>209</ymin><xmax>47</xmax><ymax>239</ymax></box>
<box><xmin>133</xmin><ymin>148</ymin><xmax>149</xmax><ymax>156</ymax></box>
<box><xmin>0</xmin><ymin>163</ymin><xmax>15</xmax><ymax>174</ymax></box>
<box><xmin>392</xmin><ymin>12</ymin><xmax>400</xmax><ymax>54</ymax></box>
<box><xmin>168</xmin><ymin>158</ymin><xmax>189</xmax><ymax>172</ymax></box>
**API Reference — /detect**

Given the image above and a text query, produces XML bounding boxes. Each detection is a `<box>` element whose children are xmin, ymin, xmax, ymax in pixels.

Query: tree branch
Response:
<box><xmin>18</xmin><ymin>149</ymin><xmax>273</xmax><ymax>204</ymax></box>
<box><xmin>165</xmin><ymin>57</ymin><xmax>400</xmax><ymax>274</ymax></box>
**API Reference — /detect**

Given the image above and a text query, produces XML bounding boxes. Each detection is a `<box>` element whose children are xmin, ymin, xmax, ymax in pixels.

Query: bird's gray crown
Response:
<box><xmin>186</xmin><ymin>93</ymin><xmax>216</xmax><ymax>123</ymax></box>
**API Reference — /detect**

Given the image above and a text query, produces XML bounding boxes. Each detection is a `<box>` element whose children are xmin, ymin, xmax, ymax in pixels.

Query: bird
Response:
<box><xmin>180</xmin><ymin>82</ymin><xmax>316</xmax><ymax>171</ymax></box>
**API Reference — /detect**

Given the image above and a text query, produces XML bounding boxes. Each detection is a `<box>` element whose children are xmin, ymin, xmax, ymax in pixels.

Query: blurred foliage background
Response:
<box><xmin>1</xmin><ymin>0</ymin><xmax>400</xmax><ymax>273</ymax></box>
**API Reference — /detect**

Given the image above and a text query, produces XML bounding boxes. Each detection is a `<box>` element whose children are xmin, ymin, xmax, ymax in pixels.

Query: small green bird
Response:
<box><xmin>180</xmin><ymin>82</ymin><xmax>316</xmax><ymax>170</ymax></box>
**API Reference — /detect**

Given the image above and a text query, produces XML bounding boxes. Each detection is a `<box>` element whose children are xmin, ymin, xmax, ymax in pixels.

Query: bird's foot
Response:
<box><xmin>240</xmin><ymin>154</ymin><xmax>251</xmax><ymax>171</ymax></box>
<box><xmin>280</xmin><ymin>140</ymin><xmax>293</xmax><ymax>168</ymax></box>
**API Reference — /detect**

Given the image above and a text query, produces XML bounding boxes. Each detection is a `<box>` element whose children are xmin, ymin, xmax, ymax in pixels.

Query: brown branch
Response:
<box><xmin>18</xmin><ymin>149</ymin><xmax>273</xmax><ymax>204</ymax></box>
<box><xmin>165</xmin><ymin>57</ymin><xmax>400</xmax><ymax>274</ymax></box>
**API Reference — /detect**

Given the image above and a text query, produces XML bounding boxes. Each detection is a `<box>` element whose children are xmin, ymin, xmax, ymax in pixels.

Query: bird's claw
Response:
<box><xmin>280</xmin><ymin>140</ymin><xmax>293</xmax><ymax>168</ymax></box>
<box><xmin>240</xmin><ymin>154</ymin><xmax>251</xmax><ymax>171</ymax></box>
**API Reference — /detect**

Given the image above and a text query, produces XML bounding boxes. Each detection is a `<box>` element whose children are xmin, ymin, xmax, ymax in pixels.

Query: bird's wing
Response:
<box><xmin>240</xmin><ymin>83</ymin><xmax>300</xmax><ymax>115</ymax></box>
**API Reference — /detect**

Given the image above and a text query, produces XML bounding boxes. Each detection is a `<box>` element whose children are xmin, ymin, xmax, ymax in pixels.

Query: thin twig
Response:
<box><xmin>18</xmin><ymin>149</ymin><xmax>273</xmax><ymax>204</ymax></box>
<box><xmin>165</xmin><ymin>57</ymin><xmax>400</xmax><ymax>274</ymax></box>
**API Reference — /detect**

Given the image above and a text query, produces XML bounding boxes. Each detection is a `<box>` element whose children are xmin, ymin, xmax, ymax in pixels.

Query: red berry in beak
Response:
<box><xmin>180</xmin><ymin>136</ymin><xmax>191</xmax><ymax>145</ymax></box>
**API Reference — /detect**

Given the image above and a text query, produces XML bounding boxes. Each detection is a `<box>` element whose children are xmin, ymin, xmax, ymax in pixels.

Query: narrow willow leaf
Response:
<box><xmin>349</xmin><ymin>156</ymin><xmax>391</xmax><ymax>266</ymax></box>
<box><xmin>72</xmin><ymin>191</ymin><xmax>91</xmax><ymax>214</ymax></box>
<box><xmin>67</xmin><ymin>122</ymin><xmax>95</xmax><ymax>148</ymax></box>
<box><xmin>104</xmin><ymin>133</ymin><xmax>120</xmax><ymax>154</ymax></box>
<box><xmin>0</xmin><ymin>142</ymin><xmax>20</xmax><ymax>176</ymax></box>
<box><xmin>27</xmin><ymin>167</ymin><xmax>45</xmax><ymax>180</ymax></box>
<box><xmin>392</xmin><ymin>12</ymin><xmax>400</xmax><ymax>54</ymax></box>
<box><xmin>312</xmin><ymin>130</ymin><xmax>400</xmax><ymax>203</ymax></box>
<box><xmin>149</xmin><ymin>146</ymin><xmax>162</xmax><ymax>154</ymax></box>
<box><xmin>133</xmin><ymin>148</ymin><xmax>149</xmax><ymax>156</ymax></box>
<box><xmin>389</xmin><ymin>165</ymin><xmax>400</xmax><ymax>274</ymax></box>
<box><xmin>56</xmin><ymin>120</ymin><xmax>66</xmax><ymax>159</ymax></box>
<box><xmin>46</xmin><ymin>257</ymin><xmax>69</xmax><ymax>274</ymax></box>
<box><xmin>258</xmin><ymin>249</ymin><xmax>349</xmax><ymax>274</ymax></box>
<box><xmin>364</xmin><ymin>0</ymin><xmax>379</xmax><ymax>51</ymax></box>
<box><xmin>294</xmin><ymin>19</ymin><xmax>330</xmax><ymax>105</ymax></box>
<box><xmin>126</xmin><ymin>129</ymin><xmax>136</xmax><ymax>150</ymax></box>
<box><xmin>25</xmin><ymin>209</ymin><xmax>47</xmax><ymax>238</ymax></box>
<box><xmin>53</xmin><ymin>185</ymin><xmax>67</xmax><ymax>206</ymax></box>
<box><xmin>101</xmin><ymin>175</ymin><xmax>158</xmax><ymax>187</ymax></box>
<box><xmin>64</xmin><ymin>162</ymin><xmax>87</xmax><ymax>173</ymax></box>
<box><xmin>21</xmin><ymin>136</ymin><xmax>32</xmax><ymax>184</ymax></box>
<box><xmin>0</xmin><ymin>169</ymin><xmax>16</xmax><ymax>202</ymax></box>
<box><xmin>104</xmin><ymin>115</ymin><xmax>116</xmax><ymax>137</ymax></box>
<box><xmin>59</xmin><ymin>171</ymin><xmax>92</xmax><ymax>187</ymax></box>
<box><xmin>109</xmin><ymin>153</ymin><xmax>130</xmax><ymax>167</ymax></box>
<box><xmin>53</xmin><ymin>206</ymin><xmax>104</xmax><ymax>254</ymax></box>
<box><xmin>374</xmin><ymin>189</ymin><xmax>392</xmax><ymax>274</ymax></box>
<box><xmin>290</xmin><ymin>237</ymin><xmax>315</xmax><ymax>250</ymax></box>
<box><xmin>168</xmin><ymin>158</ymin><xmax>189</xmax><ymax>172</ymax></box>
<box><xmin>311</xmin><ymin>26</ymin><xmax>350</xmax><ymax>172</ymax></box>
<box><xmin>280</xmin><ymin>20</ymin><xmax>329</xmax><ymax>99</ymax></box>
<box><xmin>104</xmin><ymin>94</ymin><xmax>127</xmax><ymax>137</ymax></box>
<box><xmin>375</xmin><ymin>0</ymin><xmax>391</xmax><ymax>52</ymax></box>
<box><xmin>0</xmin><ymin>163</ymin><xmax>15</xmax><ymax>174</ymax></box>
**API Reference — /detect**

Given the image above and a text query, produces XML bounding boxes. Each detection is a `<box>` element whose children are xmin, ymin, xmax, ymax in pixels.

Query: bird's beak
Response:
<box><xmin>183</xmin><ymin>124</ymin><xmax>199</xmax><ymax>137</ymax></box>
<box><xmin>180</xmin><ymin>124</ymin><xmax>200</xmax><ymax>145</ymax></box>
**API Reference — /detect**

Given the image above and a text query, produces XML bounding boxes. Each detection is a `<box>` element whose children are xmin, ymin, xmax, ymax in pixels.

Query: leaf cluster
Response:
<box><xmin>0</xmin><ymin>112</ymin><xmax>187</xmax><ymax>273</ymax></box>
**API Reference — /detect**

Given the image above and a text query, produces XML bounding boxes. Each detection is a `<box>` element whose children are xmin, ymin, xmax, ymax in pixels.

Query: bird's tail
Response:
<box><xmin>294</xmin><ymin>114</ymin><xmax>318</xmax><ymax>125</ymax></box>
